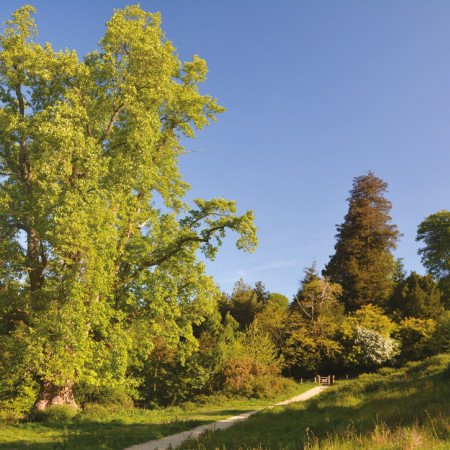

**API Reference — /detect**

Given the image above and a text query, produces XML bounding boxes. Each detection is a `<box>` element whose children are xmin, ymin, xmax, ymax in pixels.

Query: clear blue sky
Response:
<box><xmin>2</xmin><ymin>1</ymin><xmax>449</xmax><ymax>299</ymax></box>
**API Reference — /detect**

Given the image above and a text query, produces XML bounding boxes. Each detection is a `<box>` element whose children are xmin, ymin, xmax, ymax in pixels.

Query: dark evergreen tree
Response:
<box><xmin>253</xmin><ymin>281</ymin><xmax>270</xmax><ymax>304</ymax></box>
<box><xmin>392</xmin><ymin>258</ymin><xmax>407</xmax><ymax>284</ymax></box>
<box><xmin>218</xmin><ymin>279</ymin><xmax>262</xmax><ymax>330</ymax></box>
<box><xmin>291</xmin><ymin>263</ymin><xmax>320</xmax><ymax>312</ymax></box>
<box><xmin>389</xmin><ymin>272</ymin><xmax>443</xmax><ymax>320</ymax></box>
<box><xmin>324</xmin><ymin>172</ymin><xmax>400</xmax><ymax>311</ymax></box>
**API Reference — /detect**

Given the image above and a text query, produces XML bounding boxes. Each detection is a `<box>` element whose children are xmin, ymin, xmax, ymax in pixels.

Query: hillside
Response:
<box><xmin>181</xmin><ymin>354</ymin><xmax>450</xmax><ymax>449</ymax></box>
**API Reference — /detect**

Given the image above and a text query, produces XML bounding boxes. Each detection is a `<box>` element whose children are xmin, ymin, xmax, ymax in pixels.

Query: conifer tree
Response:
<box><xmin>389</xmin><ymin>272</ymin><xmax>443</xmax><ymax>320</ymax></box>
<box><xmin>324</xmin><ymin>172</ymin><xmax>400</xmax><ymax>311</ymax></box>
<box><xmin>218</xmin><ymin>279</ymin><xmax>262</xmax><ymax>330</ymax></box>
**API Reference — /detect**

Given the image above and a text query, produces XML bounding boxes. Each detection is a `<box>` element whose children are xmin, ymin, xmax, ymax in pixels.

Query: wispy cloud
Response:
<box><xmin>248</xmin><ymin>260</ymin><xmax>297</xmax><ymax>272</ymax></box>
<box><xmin>214</xmin><ymin>260</ymin><xmax>298</xmax><ymax>286</ymax></box>
<box><xmin>231</xmin><ymin>260</ymin><xmax>297</xmax><ymax>280</ymax></box>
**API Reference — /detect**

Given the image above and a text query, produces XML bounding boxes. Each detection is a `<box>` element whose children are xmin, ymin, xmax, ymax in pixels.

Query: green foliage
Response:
<box><xmin>267</xmin><ymin>292</ymin><xmax>289</xmax><ymax>308</ymax></box>
<box><xmin>393</xmin><ymin>257</ymin><xmax>407</xmax><ymax>280</ymax></box>
<box><xmin>394</xmin><ymin>316</ymin><xmax>437</xmax><ymax>362</ymax></box>
<box><xmin>222</xmin><ymin>357</ymin><xmax>285</xmax><ymax>399</ymax></box>
<box><xmin>0</xmin><ymin>384</ymin><xmax>313</xmax><ymax>448</ymax></box>
<box><xmin>31</xmin><ymin>404</ymin><xmax>78</xmax><ymax>423</ymax></box>
<box><xmin>74</xmin><ymin>383</ymin><xmax>133</xmax><ymax>408</ymax></box>
<box><xmin>193</xmin><ymin>316</ymin><xmax>287</xmax><ymax>399</ymax></box>
<box><xmin>417</xmin><ymin>209</ymin><xmax>450</xmax><ymax>280</ymax></box>
<box><xmin>394</xmin><ymin>310</ymin><xmax>449</xmax><ymax>363</ymax></box>
<box><xmin>135</xmin><ymin>337</ymin><xmax>205</xmax><ymax>407</ymax></box>
<box><xmin>132</xmin><ymin>308</ymin><xmax>242</xmax><ymax>406</ymax></box>
<box><xmin>434</xmin><ymin>310</ymin><xmax>450</xmax><ymax>354</ymax></box>
<box><xmin>239</xmin><ymin>319</ymin><xmax>283</xmax><ymax>368</ymax></box>
<box><xmin>292</xmin><ymin>276</ymin><xmax>343</xmax><ymax>321</ymax></box>
<box><xmin>253</xmin><ymin>281</ymin><xmax>270</xmax><ymax>304</ymax></box>
<box><xmin>181</xmin><ymin>354</ymin><xmax>450</xmax><ymax>450</ymax></box>
<box><xmin>254</xmin><ymin>299</ymin><xmax>290</xmax><ymax>357</ymax></box>
<box><xmin>340</xmin><ymin>304</ymin><xmax>398</xmax><ymax>369</ymax></box>
<box><xmin>0</xmin><ymin>371</ymin><xmax>39</xmax><ymax>419</ymax></box>
<box><xmin>286</xmin><ymin>275</ymin><xmax>344</xmax><ymax>375</ymax></box>
<box><xmin>324</xmin><ymin>172</ymin><xmax>400</xmax><ymax>311</ymax></box>
<box><xmin>218</xmin><ymin>279</ymin><xmax>263</xmax><ymax>329</ymax></box>
<box><xmin>417</xmin><ymin>209</ymin><xmax>450</xmax><ymax>307</ymax></box>
<box><xmin>389</xmin><ymin>272</ymin><xmax>444</xmax><ymax>320</ymax></box>
<box><xmin>343</xmin><ymin>304</ymin><xmax>397</xmax><ymax>336</ymax></box>
<box><xmin>0</xmin><ymin>5</ymin><xmax>256</xmax><ymax>410</ymax></box>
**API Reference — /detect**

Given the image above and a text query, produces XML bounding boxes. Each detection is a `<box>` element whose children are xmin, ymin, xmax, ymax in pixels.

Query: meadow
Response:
<box><xmin>0</xmin><ymin>383</ymin><xmax>314</xmax><ymax>449</ymax></box>
<box><xmin>180</xmin><ymin>354</ymin><xmax>450</xmax><ymax>449</ymax></box>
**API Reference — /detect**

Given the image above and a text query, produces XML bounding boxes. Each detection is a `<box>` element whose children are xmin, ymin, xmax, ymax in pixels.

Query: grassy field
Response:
<box><xmin>180</xmin><ymin>354</ymin><xmax>450</xmax><ymax>449</ymax></box>
<box><xmin>0</xmin><ymin>383</ymin><xmax>314</xmax><ymax>449</ymax></box>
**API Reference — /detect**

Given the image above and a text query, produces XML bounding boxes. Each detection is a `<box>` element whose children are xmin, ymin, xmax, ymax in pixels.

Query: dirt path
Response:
<box><xmin>124</xmin><ymin>386</ymin><xmax>328</xmax><ymax>450</ymax></box>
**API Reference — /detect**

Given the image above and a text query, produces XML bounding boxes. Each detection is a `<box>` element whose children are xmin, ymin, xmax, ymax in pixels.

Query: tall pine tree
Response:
<box><xmin>324</xmin><ymin>172</ymin><xmax>400</xmax><ymax>311</ymax></box>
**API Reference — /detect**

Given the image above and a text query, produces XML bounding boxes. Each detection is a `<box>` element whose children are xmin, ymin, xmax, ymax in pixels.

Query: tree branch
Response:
<box><xmin>116</xmin><ymin>224</ymin><xmax>227</xmax><ymax>289</ymax></box>
<box><xmin>98</xmin><ymin>104</ymin><xmax>126</xmax><ymax>143</ymax></box>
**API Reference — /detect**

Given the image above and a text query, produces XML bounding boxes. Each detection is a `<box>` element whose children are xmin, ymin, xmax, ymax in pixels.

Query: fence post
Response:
<box><xmin>300</xmin><ymin>378</ymin><xmax>303</xmax><ymax>384</ymax></box>
<box><xmin>332</xmin><ymin>375</ymin><xmax>335</xmax><ymax>384</ymax></box>
<box><xmin>346</xmin><ymin>373</ymin><xmax>348</xmax><ymax>381</ymax></box>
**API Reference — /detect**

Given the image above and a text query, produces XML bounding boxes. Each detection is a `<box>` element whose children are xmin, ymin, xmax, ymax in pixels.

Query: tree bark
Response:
<box><xmin>34</xmin><ymin>379</ymin><xmax>78</xmax><ymax>410</ymax></box>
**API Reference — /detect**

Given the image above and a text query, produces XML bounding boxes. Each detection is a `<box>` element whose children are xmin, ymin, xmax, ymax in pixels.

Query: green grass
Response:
<box><xmin>0</xmin><ymin>382</ymin><xmax>314</xmax><ymax>449</ymax></box>
<box><xmin>179</xmin><ymin>355</ymin><xmax>450</xmax><ymax>449</ymax></box>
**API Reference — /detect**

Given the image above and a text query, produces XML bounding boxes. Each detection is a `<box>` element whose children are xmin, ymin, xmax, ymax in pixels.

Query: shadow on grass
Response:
<box><xmin>0</xmin><ymin>418</ymin><xmax>210</xmax><ymax>450</ymax></box>
<box><xmin>179</xmin><ymin>375</ymin><xmax>449</xmax><ymax>449</ymax></box>
<box><xmin>197</xmin><ymin>408</ymin><xmax>256</xmax><ymax>417</ymax></box>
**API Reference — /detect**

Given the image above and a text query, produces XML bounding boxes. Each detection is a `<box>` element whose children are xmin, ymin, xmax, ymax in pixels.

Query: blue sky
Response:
<box><xmin>2</xmin><ymin>1</ymin><xmax>449</xmax><ymax>299</ymax></box>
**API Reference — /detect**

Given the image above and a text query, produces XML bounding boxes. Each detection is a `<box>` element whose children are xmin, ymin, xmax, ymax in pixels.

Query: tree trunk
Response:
<box><xmin>34</xmin><ymin>379</ymin><xmax>78</xmax><ymax>410</ymax></box>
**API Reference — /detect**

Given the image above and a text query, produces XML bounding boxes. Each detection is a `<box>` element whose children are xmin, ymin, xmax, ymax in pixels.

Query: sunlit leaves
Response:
<box><xmin>0</xmin><ymin>5</ymin><xmax>256</xmax><ymax>405</ymax></box>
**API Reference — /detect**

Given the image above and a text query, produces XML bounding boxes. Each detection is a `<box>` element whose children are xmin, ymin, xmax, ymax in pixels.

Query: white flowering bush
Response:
<box><xmin>354</xmin><ymin>326</ymin><xmax>400</xmax><ymax>366</ymax></box>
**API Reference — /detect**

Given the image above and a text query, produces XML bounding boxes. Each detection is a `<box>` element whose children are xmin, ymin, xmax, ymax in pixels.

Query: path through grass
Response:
<box><xmin>180</xmin><ymin>355</ymin><xmax>450</xmax><ymax>449</ymax></box>
<box><xmin>0</xmin><ymin>383</ymin><xmax>314</xmax><ymax>449</ymax></box>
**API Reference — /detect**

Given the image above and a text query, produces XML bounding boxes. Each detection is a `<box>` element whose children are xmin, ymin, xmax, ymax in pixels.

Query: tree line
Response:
<box><xmin>0</xmin><ymin>6</ymin><xmax>448</xmax><ymax>415</ymax></box>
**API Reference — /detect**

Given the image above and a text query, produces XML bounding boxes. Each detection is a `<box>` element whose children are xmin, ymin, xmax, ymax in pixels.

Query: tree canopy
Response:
<box><xmin>417</xmin><ymin>210</ymin><xmax>450</xmax><ymax>305</ymax></box>
<box><xmin>417</xmin><ymin>210</ymin><xmax>450</xmax><ymax>280</ymax></box>
<box><xmin>0</xmin><ymin>5</ymin><xmax>256</xmax><ymax>409</ymax></box>
<box><xmin>389</xmin><ymin>272</ymin><xmax>443</xmax><ymax>320</ymax></box>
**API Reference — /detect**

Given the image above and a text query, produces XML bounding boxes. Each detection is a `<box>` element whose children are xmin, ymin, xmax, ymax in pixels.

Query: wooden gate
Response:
<box><xmin>316</xmin><ymin>375</ymin><xmax>334</xmax><ymax>386</ymax></box>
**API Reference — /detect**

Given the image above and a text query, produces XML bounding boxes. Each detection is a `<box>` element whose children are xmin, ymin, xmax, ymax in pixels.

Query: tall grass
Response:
<box><xmin>180</xmin><ymin>354</ymin><xmax>450</xmax><ymax>449</ymax></box>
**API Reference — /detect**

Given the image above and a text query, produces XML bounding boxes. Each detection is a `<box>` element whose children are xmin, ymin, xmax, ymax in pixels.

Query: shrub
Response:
<box><xmin>354</xmin><ymin>326</ymin><xmax>400</xmax><ymax>366</ymax></box>
<box><xmin>31</xmin><ymin>404</ymin><xmax>77</xmax><ymax>422</ymax></box>
<box><xmin>0</xmin><ymin>372</ymin><xmax>39</xmax><ymax>420</ymax></box>
<box><xmin>74</xmin><ymin>382</ymin><xmax>133</xmax><ymax>408</ymax></box>
<box><xmin>222</xmin><ymin>357</ymin><xmax>284</xmax><ymax>398</ymax></box>
<box><xmin>81</xmin><ymin>403</ymin><xmax>115</xmax><ymax>420</ymax></box>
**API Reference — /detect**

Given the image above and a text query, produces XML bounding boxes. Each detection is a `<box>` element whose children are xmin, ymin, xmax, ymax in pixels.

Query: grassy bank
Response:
<box><xmin>0</xmin><ymin>382</ymin><xmax>314</xmax><ymax>449</ymax></box>
<box><xmin>180</xmin><ymin>354</ymin><xmax>450</xmax><ymax>449</ymax></box>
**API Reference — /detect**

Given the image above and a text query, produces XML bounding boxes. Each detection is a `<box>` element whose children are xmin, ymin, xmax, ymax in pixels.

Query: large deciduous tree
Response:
<box><xmin>0</xmin><ymin>6</ymin><xmax>256</xmax><ymax>410</ymax></box>
<box><xmin>324</xmin><ymin>172</ymin><xmax>400</xmax><ymax>311</ymax></box>
<box><xmin>286</xmin><ymin>268</ymin><xmax>344</xmax><ymax>375</ymax></box>
<box><xmin>416</xmin><ymin>210</ymin><xmax>450</xmax><ymax>306</ymax></box>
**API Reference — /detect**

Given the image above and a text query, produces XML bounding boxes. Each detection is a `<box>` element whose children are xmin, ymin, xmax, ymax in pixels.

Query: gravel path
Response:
<box><xmin>125</xmin><ymin>386</ymin><xmax>328</xmax><ymax>450</ymax></box>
